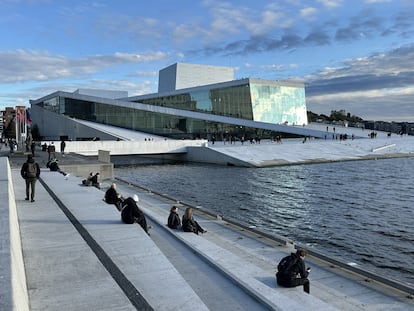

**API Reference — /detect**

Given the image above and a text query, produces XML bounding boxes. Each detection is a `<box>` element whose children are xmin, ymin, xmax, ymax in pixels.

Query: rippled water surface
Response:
<box><xmin>115</xmin><ymin>157</ymin><xmax>414</xmax><ymax>285</ymax></box>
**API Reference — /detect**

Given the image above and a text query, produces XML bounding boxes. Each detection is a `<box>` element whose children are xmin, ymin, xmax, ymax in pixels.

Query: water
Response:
<box><xmin>115</xmin><ymin>157</ymin><xmax>414</xmax><ymax>286</ymax></box>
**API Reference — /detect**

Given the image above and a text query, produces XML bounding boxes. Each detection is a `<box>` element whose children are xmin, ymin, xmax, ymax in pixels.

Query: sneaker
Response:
<box><xmin>31</xmin><ymin>199</ymin><xmax>35</xmax><ymax>203</ymax></box>
<box><xmin>25</xmin><ymin>197</ymin><xmax>29</xmax><ymax>200</ymax></box>
<box><xmin>65</xmin><ymin>173</ymin><xmax>70</xmax><ymax>180</ymax></box>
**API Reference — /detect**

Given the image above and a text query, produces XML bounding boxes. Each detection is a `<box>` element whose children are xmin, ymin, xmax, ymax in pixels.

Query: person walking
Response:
<box><xmin>20</xmin><ymin>154</ymin><xmax>40</xmax><ymax>202</ymax></box>
<box><xmin>276</xmin><ymin>249</ymin><xmax>311</xmax><ymax>294</ymax></box>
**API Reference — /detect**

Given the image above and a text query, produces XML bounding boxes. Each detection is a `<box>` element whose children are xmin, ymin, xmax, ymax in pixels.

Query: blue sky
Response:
<box><xmin>1</xmin><ymin>0</ymin><xmax>414</xmax><ymax>121</ymax></box>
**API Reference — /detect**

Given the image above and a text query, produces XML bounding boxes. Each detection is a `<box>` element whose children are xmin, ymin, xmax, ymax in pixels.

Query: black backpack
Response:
<box><xmin>277</xmin><ymin>255</ymin><xmax>297</xmax><ymax>276</ymax></box>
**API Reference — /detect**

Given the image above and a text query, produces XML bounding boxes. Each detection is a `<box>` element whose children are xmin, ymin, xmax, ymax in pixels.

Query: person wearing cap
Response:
<box><xmin>20</xmin><ymin>154</ymin><xmax>40</xmax><ymax>202</ymax></box>
<box><xmin>121</xmin><ymin>194</ymin><xmax>151</xmax><ymax>235</ymax></box>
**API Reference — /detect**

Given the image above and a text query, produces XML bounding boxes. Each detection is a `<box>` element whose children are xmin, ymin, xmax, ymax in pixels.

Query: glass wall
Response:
<box><xmin>137</xmin><ymin>83</ymin><xmax>253</xmax><ymax>120</ymax></box>
<box><xmin>137</xmin><ymin>82</ymin><xmax>306</xmax><ymax>125</ymax></box>
<box><xmin>250</xmin><ymin>83</ymin><xmax>307</xmax><ymax>125</ymax></box>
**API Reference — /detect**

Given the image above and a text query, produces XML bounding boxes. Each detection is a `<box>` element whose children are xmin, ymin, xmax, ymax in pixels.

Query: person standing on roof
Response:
<box><xmin>20</xmin><ymin>154</ymin><xmax>40</xmax><ymax>202</ymax></box>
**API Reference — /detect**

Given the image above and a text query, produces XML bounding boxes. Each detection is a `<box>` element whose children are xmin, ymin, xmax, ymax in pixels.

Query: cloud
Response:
<box><xmin>335</xmin><ymin>10</ymin><xmax>385</xmax><ymax>42</ymax></box>
<box><xmin>306</xmin><ymin>44</ymin><xmax>414</xmax><ymax>94</ymax></box>
<box><xmin>0</xmin><ymin>50</ymin><xmax>169</xmax><ymax>83</ymax></box>
<box><xmin>300</xmin><ymin>7</ymin><xmax>318</xmax><ymax>20</ymax></box>
<box><xmin>305</xmin><ymin>43</ymin><xmax>414</xmax><ymax>121</ymax></box>
<box><xmin>316</xmin><ymin>0</ymin><xmax>343</xmax><ymax>9</ymax></box>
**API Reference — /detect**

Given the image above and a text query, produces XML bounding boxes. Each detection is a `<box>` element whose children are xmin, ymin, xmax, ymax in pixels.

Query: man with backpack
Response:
<box><xmin>276</xmin><ymin>249</ymin><xmax>311</xmax><ymax>294</ymax></box>
<box><xmin>20</xmin><ymin>154</ymin><xmax>40</xmax><ymax>202</ymax></box>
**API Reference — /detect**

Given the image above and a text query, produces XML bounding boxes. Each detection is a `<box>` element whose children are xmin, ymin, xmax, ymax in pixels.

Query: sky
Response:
<box><xmin>1</xmin><ymin>0</ymin><xmax>414</xmax><ymax>122</ymax></box>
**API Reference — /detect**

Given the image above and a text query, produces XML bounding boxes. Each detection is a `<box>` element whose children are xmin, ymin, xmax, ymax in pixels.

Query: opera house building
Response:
<box><xmin>30</xmin><ymin>63</ymin><xmax>309</xmax><ymax>141</ymax></box>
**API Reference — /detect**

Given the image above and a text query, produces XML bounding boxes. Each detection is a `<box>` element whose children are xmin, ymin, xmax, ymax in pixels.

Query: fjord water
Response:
<box><xmin>116</xmin><ymin>157</ymin><xmax>414</xmax><ymax>285</ymax></box>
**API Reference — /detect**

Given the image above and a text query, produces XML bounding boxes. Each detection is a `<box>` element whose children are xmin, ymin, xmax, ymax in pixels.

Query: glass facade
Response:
<box><xmin>137</xmin><ymin>81</ymin><xmax>306</xmax><ymax>125</ymax></box>
<box><xmin>35</xmin><ymin>79</ymin><xmax>307</xmax><ymax>140</ymax></box>
<box><xmin>138</xmin><ymin>83</ymin><xmax>253</xmax><ymax>120</ymax></box>
<box><xmin>250</xmin><ymin>83</ymin><xmax>307</xmax><ymax>125</ymax></box>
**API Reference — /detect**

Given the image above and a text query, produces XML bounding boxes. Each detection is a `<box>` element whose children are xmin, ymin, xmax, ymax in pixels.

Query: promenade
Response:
<box><xmin>1</xmin><ymin>145</ymin><xmax>414</xmax><ymax>310</ymax></box>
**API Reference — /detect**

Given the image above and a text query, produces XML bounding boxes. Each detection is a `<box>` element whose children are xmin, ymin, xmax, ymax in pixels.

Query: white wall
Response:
<box><xmin>51</xmin><ymin>139</ymin><xmax>208</xmax><ymax>156</ymax></box>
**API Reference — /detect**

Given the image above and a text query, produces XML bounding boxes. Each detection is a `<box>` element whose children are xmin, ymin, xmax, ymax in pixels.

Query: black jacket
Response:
<box><xmin>121</xmin><ymin>197</ymin><xmax>145</xmax><ymax>224</ymax></box>
<box><xmin>168</xmin><ymin>212</ymin><xmax>181</xmax><ymax>229</ymax></box>
<box><xmin>105</xmin><ymin>187</ymin><xmax>119</xmax><ymax>204</ymax></box>
<box><xmin>21</xmin><ymin>159</ymin><xmax>40</xmax><ymax>179</ymax></box>
<box><xmin>277</xmin><ymin>253</ymin><xmax>309</xmax><ymax>281</ymax></box>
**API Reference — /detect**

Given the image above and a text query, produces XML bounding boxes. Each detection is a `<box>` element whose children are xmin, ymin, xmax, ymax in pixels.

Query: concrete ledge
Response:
<box><xmin>0</xmin><ymin>157</ymin><xmax>29</xmax><ymax>311</ymax></box>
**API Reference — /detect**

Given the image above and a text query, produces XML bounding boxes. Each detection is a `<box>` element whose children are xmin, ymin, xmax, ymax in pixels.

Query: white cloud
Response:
<box><xmin>316</xmin><ymin>0</ymin><xmax>343</xmax><ymax>9</ymax></box>
<box><xmin>300</xmin><ymin>7</ymin><xmax>318</xmax><ymax>19</ymax></box>
<box><xmin>0</xmin><ymin>50</ymin><xmax>169</xmax><ymax>83</ymax></box>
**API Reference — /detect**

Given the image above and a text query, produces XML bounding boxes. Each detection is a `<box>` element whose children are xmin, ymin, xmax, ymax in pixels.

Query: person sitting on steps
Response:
<box><xmin>47</xmin><ymin>158</ymin><xmax>69</xmax><ymax>178</ymax></box>
<box><xmin>276</xmin><ymin>249</ymin><xmax>311</xmax><ymax>294</ymax></box>
<box><xmin>182</xmin><ymin>207</ymin><xmax>206</xmax><ymax>235</ymax></box>
<box><xmin>167</xmin><ymin>205</ymin><xmax>181</xmax><ymax>229</ymax></box>
<box><xmin>121</xmin><ymin>195</ymin><xmax>151</xmax><ymax>236</ymax></box>
<box><xmin>82</xmin><ymin>172</ymin><xmax>93</xmax><ymax>186</ymax></box>
<box><xmin>91</xmin><ymin>172</ymin><xmax>101</xmax><ymax>188</ymax></box>
<box><xmin>105</xmin><ymin>183</ymin><xmax>123</xmax><ymax>211</ymax></box>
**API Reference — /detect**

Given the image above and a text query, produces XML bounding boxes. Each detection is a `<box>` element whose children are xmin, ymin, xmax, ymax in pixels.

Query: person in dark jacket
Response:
<box><xmin>105</xmin><ymin>183</ymin><xmax>123</xmax><ymax>211</ymax></box>
<box><xmin>182</xmin><ymin>207</ymin><xmax>206</xmax><ymax>235</ymax></box>
<box><xmin>20</xmin><ymin>154</ymin><xmax>40</xmax><ymax>202</ymax></box>
<box><xmin>276</xmin><ymin>249</ymin><xmax>310</xmax><ymax>294</ymax></box>
<box><xmin>47</xmin><ymin>158</ymin><xmax>69</xmax><ymax>177</ymax></box>
<box><xmin>121</xmin><ymin>195</ymin><xmax>150</xmax><ymax>235</ymax></box>
<box><xmin>167</xmin><ymin>205</ymin><xmax>181</xmax><ymax>229</ymax></box>
<box><xmin>91</xmin><ymin>172</ymin><xmax>101</xmax><ymax>188</ymax></box>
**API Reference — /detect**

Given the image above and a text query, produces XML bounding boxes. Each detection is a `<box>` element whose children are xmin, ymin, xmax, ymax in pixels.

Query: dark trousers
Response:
<box><xmin>277</xmin><ymin>276</ymin><xmax>310</xmax><ymax>294</ymax></box>
<box><xmin>25</xmin><ymin>178</ymin><xmax>37</xmax><ymax>200</ymax></box>
<box><xmin>135</xmin><ymin>216</ymin><xmax>149</xmax><ymax>234</ymax></box>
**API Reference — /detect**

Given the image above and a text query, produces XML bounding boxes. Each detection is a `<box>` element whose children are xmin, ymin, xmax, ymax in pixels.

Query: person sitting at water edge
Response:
<box><xmin>182</xmin><ymin>207</ymin><xmax>206</xmax><ymax>235</ymax></box>
<box><xmin>276</xmin><ymin>249</ymin><xmax>310</xmax><ymax>294</ymax></box>
<box><xmin>121</xmin><ymin>195</ymin><xmax>151</xmax><ymax>235</ymax></box>
<box><xmin>105</xmin><ymin>183</ymin><xmax>123</xmax><ymax>211</ymax></box>
<box><xmin>168</xmin><ymin>205</ymin><xmax>181</xmax><ymax>229</ymax></box>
